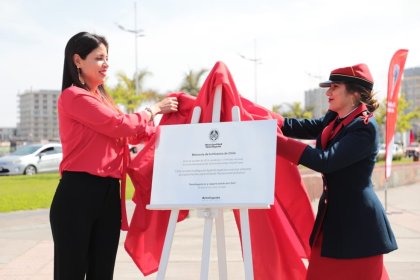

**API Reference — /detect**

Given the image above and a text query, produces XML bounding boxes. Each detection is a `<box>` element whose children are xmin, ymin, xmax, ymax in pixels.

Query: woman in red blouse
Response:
<box><xmin>49</xmin><ymin>31</ymin><xmax>177</xmax><ymax>280</ymax></box>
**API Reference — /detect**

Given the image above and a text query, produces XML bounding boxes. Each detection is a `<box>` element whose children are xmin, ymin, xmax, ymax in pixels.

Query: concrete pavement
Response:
<box><xmin>0</xmin><ymin>182</ymin><xmax>419</xmax><ymax>279</ymax></box>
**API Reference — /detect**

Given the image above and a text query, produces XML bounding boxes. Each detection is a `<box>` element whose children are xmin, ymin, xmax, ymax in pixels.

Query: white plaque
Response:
<box><xmin>148</xmin><ymin>120</ymin><xmax>277</xmax><ymax>209</ymax></box>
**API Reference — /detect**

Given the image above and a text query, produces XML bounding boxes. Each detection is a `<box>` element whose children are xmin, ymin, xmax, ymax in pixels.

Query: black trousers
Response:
<box><xmin>50</xmin><ymin>171</ymin><xmax>121</xmax><ymax>280</ymax></box>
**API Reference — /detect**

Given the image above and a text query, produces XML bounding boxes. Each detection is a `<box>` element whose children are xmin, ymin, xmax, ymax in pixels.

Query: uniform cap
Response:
<box><xmin>319</xmin><ymin>63</ymin><xmax>374</xmax><ymax>90</ymax></box>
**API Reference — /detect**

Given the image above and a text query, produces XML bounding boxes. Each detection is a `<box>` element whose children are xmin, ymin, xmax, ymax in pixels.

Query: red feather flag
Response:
<box><xmin>385</xmin><ymin>49</ymin><xmax>409</xmax><ymax>179</ymax></box>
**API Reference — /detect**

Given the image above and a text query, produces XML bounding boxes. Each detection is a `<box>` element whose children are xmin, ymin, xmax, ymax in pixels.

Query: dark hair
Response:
<box><xmin>62</xmin><ymin>32</ymin><xmax>109</xmax><ymax>92</ymax></box>
<box><xmin>345</xmin><ymin>83</ymin><xmax>379</xmax><ymax>112</ymax></box>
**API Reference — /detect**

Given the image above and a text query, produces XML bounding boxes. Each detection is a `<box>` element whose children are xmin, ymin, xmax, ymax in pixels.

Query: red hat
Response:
<box><xmin>319</xmin><ymin>63</ymin><xmax>374</xmax><ymax>90</ymax></box>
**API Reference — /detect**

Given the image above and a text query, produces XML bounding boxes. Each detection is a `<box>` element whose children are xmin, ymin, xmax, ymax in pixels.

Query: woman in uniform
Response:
<box><xmin>276</xmin><ymin>63</ymin><xmax>397</xmax><ymax>279</ymax></box>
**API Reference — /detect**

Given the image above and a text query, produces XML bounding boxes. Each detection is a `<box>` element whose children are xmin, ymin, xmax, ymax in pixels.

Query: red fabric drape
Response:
<box><xmin>125</xmin><ymin>61</ymin><xmax>315</xmax><ymax>279</ymax></box>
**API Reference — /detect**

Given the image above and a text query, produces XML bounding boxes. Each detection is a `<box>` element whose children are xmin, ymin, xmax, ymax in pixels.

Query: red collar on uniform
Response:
<box><xmin>321</xmin><ymin>104</ymin><xmax>370</xmax><ymax>149</ymax></box>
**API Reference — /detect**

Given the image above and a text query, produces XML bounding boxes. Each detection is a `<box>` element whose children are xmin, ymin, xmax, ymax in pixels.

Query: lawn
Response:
<box><xmin>1</xmin><ymin>158</ymin><xmax>415</xmax><ymax>213</ymax></box>
<box><xmin>375</xmin><ymin>157</ymin><xmax>414</xmax><ymax>165</ymax></box>
<box><xmin>0</xmin><ymin>173</ymin><xmax>135</xmax><ymax>212</ymax></box>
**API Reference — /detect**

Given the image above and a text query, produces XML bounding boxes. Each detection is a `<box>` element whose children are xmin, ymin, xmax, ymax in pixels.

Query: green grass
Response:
<box><xmin>2</xmin><ymin>157</ymin><xmax>416</xmax><ymax>213</ymax></box>
<box><xmin>375</xmin><ymin>156</ymin><xmax>415</xmax><ymax>165</ymax></box>
<box><xmin>0</xmin><ymin>173</ymin><xmax>135</xmax><ymax>213</ymax></box>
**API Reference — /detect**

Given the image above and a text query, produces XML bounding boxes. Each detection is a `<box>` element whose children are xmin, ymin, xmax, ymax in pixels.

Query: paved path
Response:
<box><xmin>0</xmin><ymin>183</ymin><xmax>419</xmax><ymax>279</ymax></box>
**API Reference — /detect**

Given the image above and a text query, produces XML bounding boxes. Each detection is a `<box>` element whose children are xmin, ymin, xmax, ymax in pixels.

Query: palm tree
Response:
<box><xmin>179</xmin><ymin>69</ymin><xmax>208</xmax><ymax>96</ymax></box>
<box><xmin>107</xmin><ymin>70</ymin><xmax>161</xmax><ymax>113</ymax></box>
<box><xmin>272</xmin><ymin>101</ymin><xmax>313</xmax><ymax>119</ymax></box>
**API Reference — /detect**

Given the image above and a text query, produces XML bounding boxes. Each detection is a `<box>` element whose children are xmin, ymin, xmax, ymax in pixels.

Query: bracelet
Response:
<box><xmin>145</xmin><ymin>107</ymin><xmax>154</xmax><ymax>122</ymax></box>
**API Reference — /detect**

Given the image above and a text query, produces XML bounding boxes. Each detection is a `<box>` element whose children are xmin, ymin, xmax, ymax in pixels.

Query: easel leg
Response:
<box><xmin>240</xmin><ymin>208</ymin><xmax>254</xmax><ymax>280</ymax></box>
<box><xmin>215</xmin><ymin>209</ymin><xmax>228</xmax><ymax>280</ymax></box>
<box><xmin>156</xmin><ymin>209</ymin><xmax>180</xmax><ymax>280</ymax></box>
<box><xmin>200</xmin><ymin>209</ymin><xmax>214</xmax><ymax>280</ymax></box>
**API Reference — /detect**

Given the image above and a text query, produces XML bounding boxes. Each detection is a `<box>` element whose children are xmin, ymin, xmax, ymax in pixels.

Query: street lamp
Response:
<box><xmin>238</xmin><ymin>39</ymin><xmax>262</xmax><ymax>103</ymax></box>
<box><xmin>116</xmin><ymin>2</ymin><xmax>145</xmax><ymax>95</ymax></box>
<box><xmin>304</xmin><ymin>72</ymin><xmax>323</xmax><ymax>82</ymax></box>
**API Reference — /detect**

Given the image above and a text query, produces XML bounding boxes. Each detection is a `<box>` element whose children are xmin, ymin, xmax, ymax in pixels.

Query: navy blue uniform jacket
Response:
<box><xmin>281</xmin><ymin>110</ymin><xmax>398</xmax><ymax>259</ymax></box>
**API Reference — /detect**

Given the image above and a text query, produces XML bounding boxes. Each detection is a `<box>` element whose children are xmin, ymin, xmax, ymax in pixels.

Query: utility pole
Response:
<box><xmin>116</xmin><ymin>2</ymin><xmax>145</xmax><ymax>95</ymax></box>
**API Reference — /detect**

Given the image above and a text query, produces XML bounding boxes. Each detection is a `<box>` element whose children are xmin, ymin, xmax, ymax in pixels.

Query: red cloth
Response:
<box><xmin>125</xmin><ymin>61</ymin><xmax>315</xmax><ymax>279</ymax></box>
<box><xmin>307</xmin><ymin>233</ymin><xmax>389</xmax><ymax>280</ymax></box>
<box><xmin>276</xmin><ymin>135</ymin><xmax>308</xmax><ymax>165</ymax></box>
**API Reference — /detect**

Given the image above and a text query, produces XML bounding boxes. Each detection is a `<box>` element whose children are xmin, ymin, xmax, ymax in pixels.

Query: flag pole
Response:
<box><xmin>384</xmin><ymin>180</ymin><xmax>388</xmax><ymax>212</ymax></box>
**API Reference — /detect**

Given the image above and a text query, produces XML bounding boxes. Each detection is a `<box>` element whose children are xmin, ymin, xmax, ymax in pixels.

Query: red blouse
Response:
<box><xmin>58</xmin><ymin>86</ymin><xmax>154</xmax><ymax>179</ymax></box>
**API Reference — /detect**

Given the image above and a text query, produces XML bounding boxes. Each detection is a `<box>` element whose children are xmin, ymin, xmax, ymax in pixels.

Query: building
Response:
<box><xmin>17</xmin><ymin>89</ymin><xmax>60</xmax><ymax>142</ymax></box>
<box><xmin>304</xmin><ymin>87</ymin><xmax>328</xmax><ymax>118</ymax></box>
<box><xmin>401</xmin><ymin>67</ymin><xmax>420</xmax><ymax>139</ymax></box>
<box><xmin>0</xmin><ymin>127</ymin><xmax>17</xmax><ymax>142</ymax></box>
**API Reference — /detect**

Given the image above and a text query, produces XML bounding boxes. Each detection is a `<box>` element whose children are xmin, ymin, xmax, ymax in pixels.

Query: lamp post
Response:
<box><xmin>116</xmin><ymin>2</ymin><xmax>145</xmax><ymax>95</ymax></box>
<box><xmin>305</xmin><ymin>72</ymin><xmax>323</xmax><ymax>82</ymax></box>
<box><xmin>238</xmin><ymin>39</ymin><xmax>262</xmax><ymax>103</ymax></box>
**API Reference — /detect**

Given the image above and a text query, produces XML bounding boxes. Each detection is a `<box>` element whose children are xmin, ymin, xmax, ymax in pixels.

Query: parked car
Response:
<box><xmin>376</xmin><ymin>143</ymin><xmax>404</xmax><ymax>161</ymax></box>
<box><xmin>405</xmin><ymin>142</ymin><xmax>420</xmax><ymax>161</ymax></box>
<box><xmin>0</xmin><ymin>143</ymin><xmax>62</xmax><ymax>175</ymax></box>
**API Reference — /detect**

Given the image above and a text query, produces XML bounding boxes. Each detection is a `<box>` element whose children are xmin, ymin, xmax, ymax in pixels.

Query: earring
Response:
<box><xmin>77</xmin><ymin>67</ymin><xmax>85</xmax><ymax>85</ymax></box>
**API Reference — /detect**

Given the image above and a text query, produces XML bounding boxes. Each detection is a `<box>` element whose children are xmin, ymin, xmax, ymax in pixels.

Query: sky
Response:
<box><xmin>1</xmin><ymin>0</ymin><xmax>420</xmax><ymax>127</ymax></box>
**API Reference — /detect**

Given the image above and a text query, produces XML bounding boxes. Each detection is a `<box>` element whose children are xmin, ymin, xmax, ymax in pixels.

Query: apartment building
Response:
<box><xmin>401</xmin><ymin>67</ymin><xmax>420</xmax><ymax>139</ymax></box>
<box><xmin>304</xmin><ymin>87</ymin><xmax>328</xmax><ymax>118</ymax></box>
<box><xmin>17</xmin><ymin>89</ymin><xmax>60</xmax><ymax>142</ymax></box>
<box><xmin>0</xmin><ymin>127</ymin><xmax>17</xmax><ymax>142</ymax></box>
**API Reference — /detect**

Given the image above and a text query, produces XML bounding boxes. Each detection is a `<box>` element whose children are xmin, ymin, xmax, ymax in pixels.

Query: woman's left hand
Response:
<box><xmin>155</xmin><ymin>97</ymin><xmax>178</xmax><ymax>114</ymax></box>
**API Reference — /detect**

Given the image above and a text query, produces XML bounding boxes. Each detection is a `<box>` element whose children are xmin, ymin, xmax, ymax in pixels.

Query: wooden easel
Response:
<box><xmin>148</xmin><ymin>85</ymin><xmax>261</xmax><ymax>280</ymax></box>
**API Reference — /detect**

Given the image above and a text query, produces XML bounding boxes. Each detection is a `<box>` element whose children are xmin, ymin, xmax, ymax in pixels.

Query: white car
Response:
<box><xmin>0</xmin><ymin>143</ymin><xmax>62</xmax><ymax>175</ymax></box>
<box><xmin>376</xmin><ymin>143</ymin><xmax>404</xmax><ymax>161</ymax></box>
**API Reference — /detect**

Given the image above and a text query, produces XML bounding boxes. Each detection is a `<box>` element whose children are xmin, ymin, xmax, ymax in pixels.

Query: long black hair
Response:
<box><xmin>61</xmin><ymin>32</ymin><xmax>109</xmax><ymax>92</ymax></box>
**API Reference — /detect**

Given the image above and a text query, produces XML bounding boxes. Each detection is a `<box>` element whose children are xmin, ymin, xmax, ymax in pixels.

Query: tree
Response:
<box><xmin>375</xmin><ymin>95</ymin><xmax>420</xmax><ymax>145</ymax></box>
<box><xmin>272</xmin><ymin>102</ymin><xmax>313</xmax><ymax>119</ymax></box>
<box><xmin>106</xmin><ymin>70</ymin><xmax>161</xmax><ymax>113</ymax></box>
<box><xmin>179</xmin><ymin>69</ymin><xmax>208</xmax><ymax>96</ymax></box>
<box><xmin>376</xmin><ymin>96</ymin><xmax>420</xmax><ymax>133</ymax></box>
